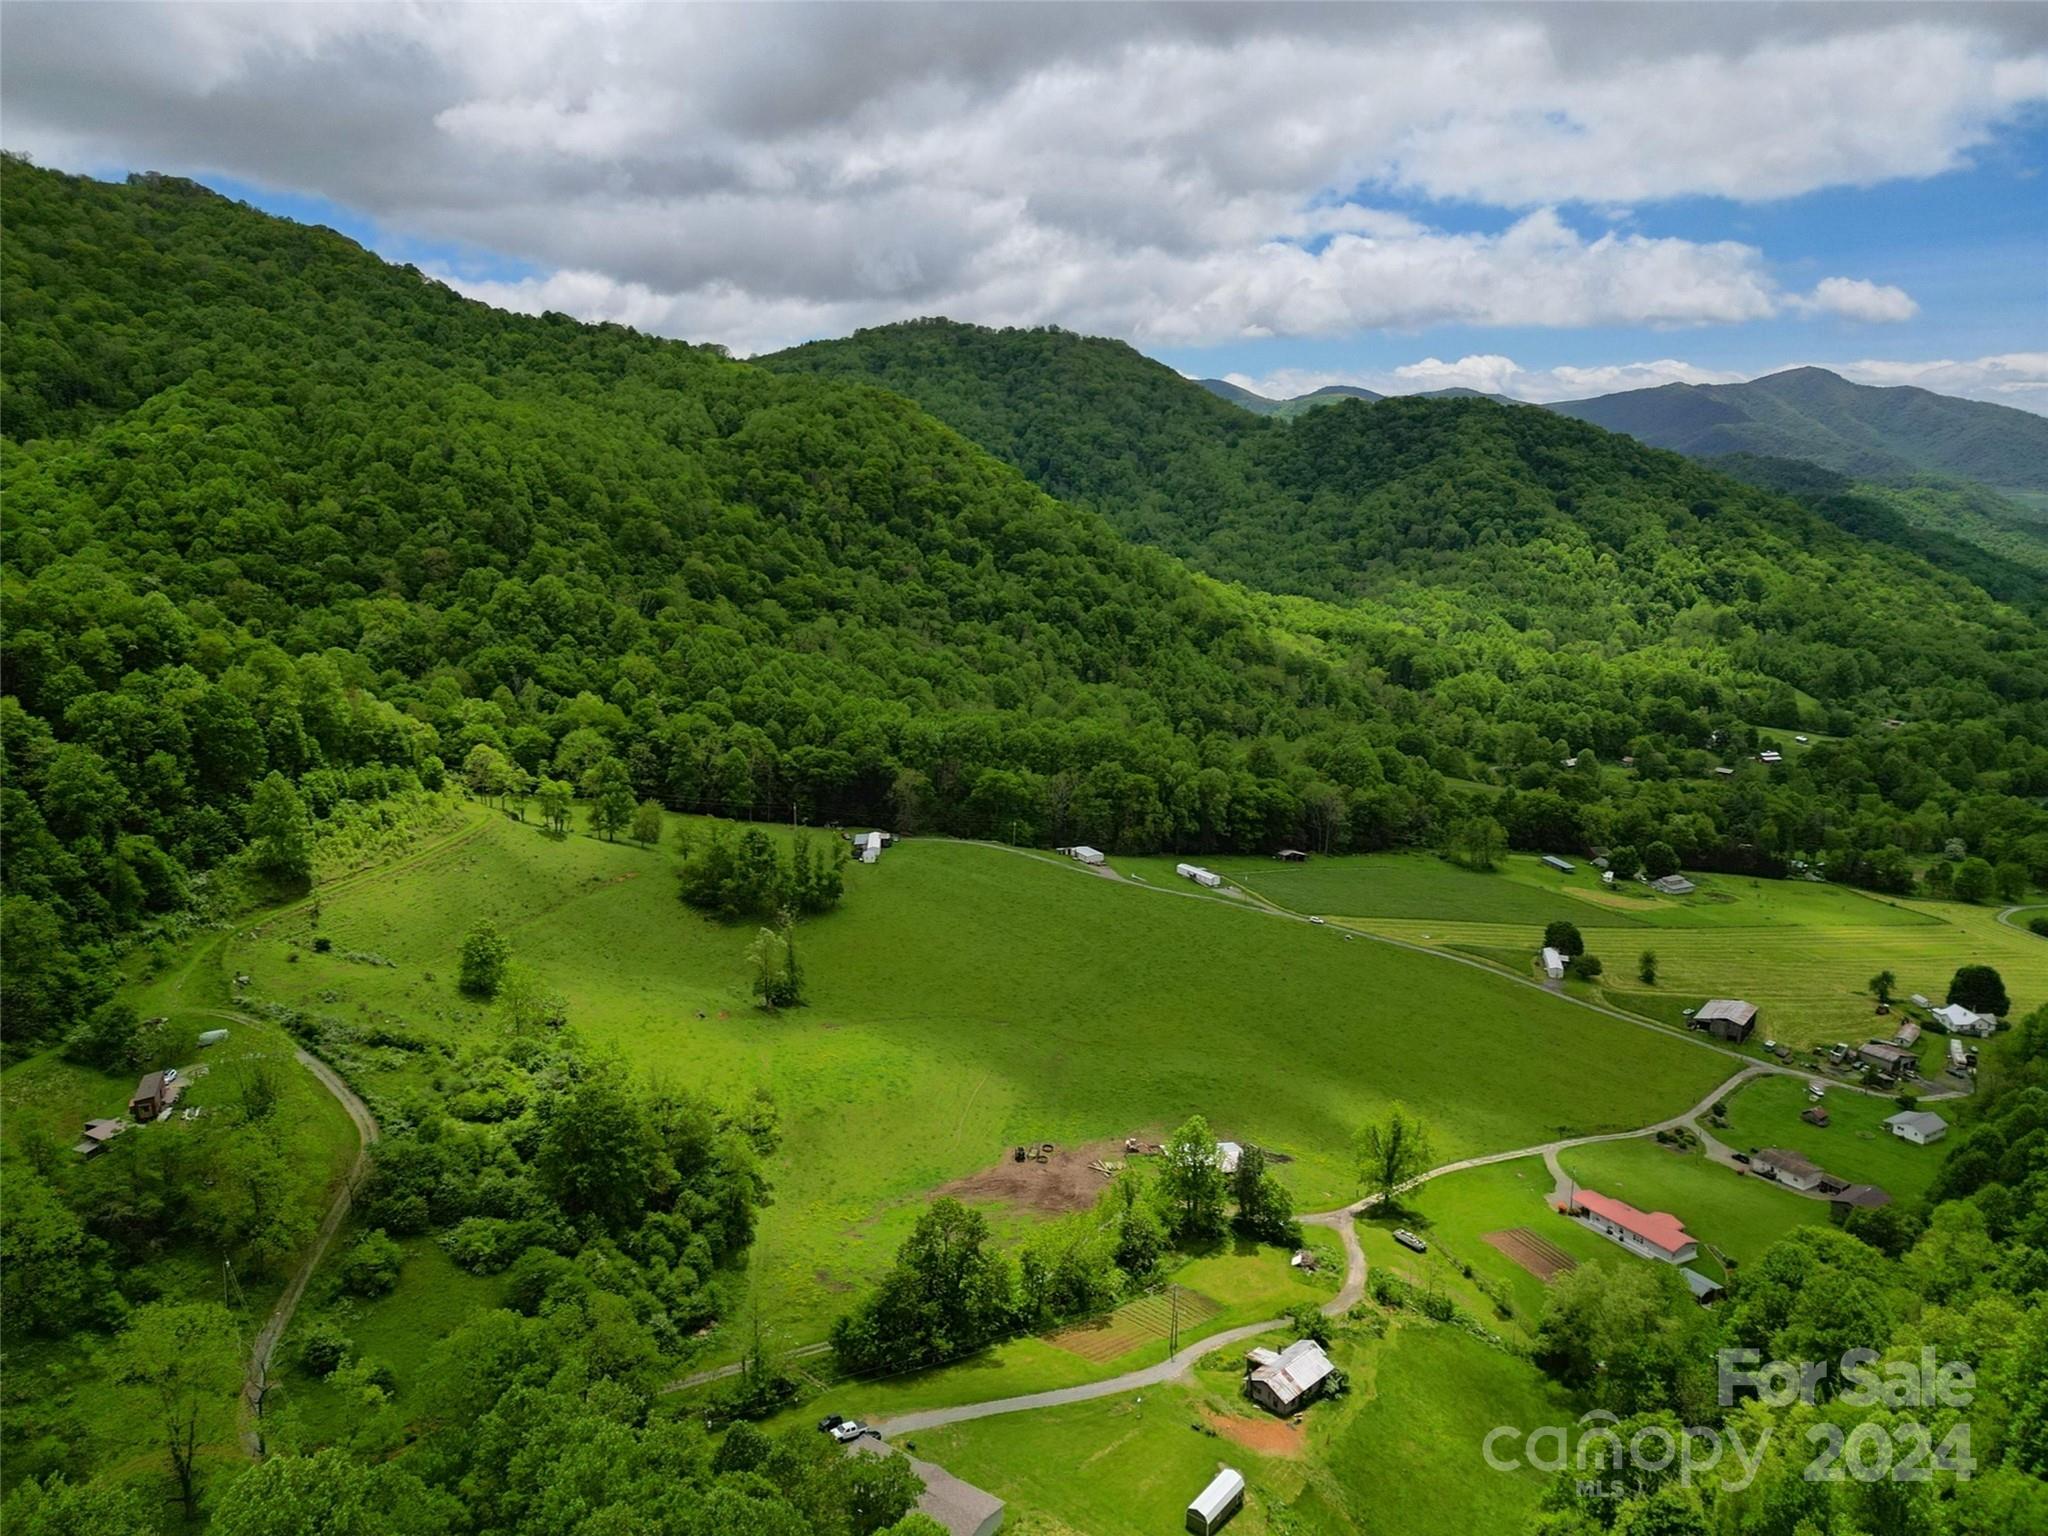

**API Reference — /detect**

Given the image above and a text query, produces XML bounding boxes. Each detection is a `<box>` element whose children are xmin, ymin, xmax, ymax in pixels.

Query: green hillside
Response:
<box><xmin>1197</xmin><ymin>378</ymin><xmax>1386</xmax><ymax>418</ymax></box>
<box><xmin>1550</xmin><ymin>365</ymin><xmax>2048</xmax><ymax>493</ymax></box>
<box><xmin>764</xmin><ymin>321</ymin><xmax>2048</xmax><ymax>890</ymax></box>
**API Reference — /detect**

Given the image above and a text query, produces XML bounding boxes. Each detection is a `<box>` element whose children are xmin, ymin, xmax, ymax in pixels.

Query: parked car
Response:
<box><xmin>817</xmin><ymin>1413</ymin><xmax>844</xmax><ymax>1434</ymax></box>
<box><xmin>162</xmin><ymin>1067</ymin><xmax>179</xmax><ymax>1084</ymax></box>
<box><xmin>1309</xmin><ymin>916</ymin><xmax>1326</xmax><ymax>926</ymax></box>
<box><xmin>829</xmin><ymin>1420</ymin><xmax>872</xmax><ymax>1443</ymax></box>
<box><xmin>1393</xmin><ymin>1229</ymin><xmax>1428</xmax><ymax>1253</ymax></box>
<box><xmin>1732</xmin><ymin>1151</ymin><xmax>1751</xmax><ymax>1165</ymax></box>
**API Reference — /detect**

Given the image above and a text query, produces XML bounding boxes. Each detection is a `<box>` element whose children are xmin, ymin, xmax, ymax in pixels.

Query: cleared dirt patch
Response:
<box><xmin>1046</xmin><ymin>1287</ymin><xmax>1223</xmax><ymax>1362</ymax></box>
<box><xmin>1203</xmin><ymin>1407</ymin><xmax>1305</xmax><ymax>1457</ymax></box>
<box><xmin>1484</xmin><ymin>1227</ymin><xmax>1579</xmax><ymax>1281</ymax></box>
<box><xmin>938</xmin><ymin>1138</ymin><xmax>1135</xmax><ymax>1215</ymax></box>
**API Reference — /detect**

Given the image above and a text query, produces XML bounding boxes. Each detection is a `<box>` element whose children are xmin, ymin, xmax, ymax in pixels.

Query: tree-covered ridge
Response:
<box><xmin>1550</xmin><ymin>365</ymin><xmax>2048</xmax><ymax>494</ymax></box>
<box><xmin>0</xmin><ymin>162</ymin><xmax>1360</xmax><ymax>1043</ymax></box>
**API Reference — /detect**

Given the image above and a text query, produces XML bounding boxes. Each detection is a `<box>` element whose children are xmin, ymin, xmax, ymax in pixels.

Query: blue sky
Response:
<box><xmin>7</xmin><ymin>4</ymin><xmax>2045</xmax><ymax>408</ymax></box>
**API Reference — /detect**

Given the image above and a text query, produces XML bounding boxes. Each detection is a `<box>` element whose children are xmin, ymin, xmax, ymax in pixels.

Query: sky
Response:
<box><xmin>4</xmin><ymin>2</ymin><xmax>2045</xmax><ymax>410</ymax></box>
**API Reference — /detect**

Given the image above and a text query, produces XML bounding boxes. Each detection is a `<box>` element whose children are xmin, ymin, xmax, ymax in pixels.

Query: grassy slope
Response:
<box><xmin>227</xmin><ymin>815</ymin><xmax>1729</xmax><ymax>1346</ymax></box>
<box><xmin>914</xmin><ymin>1321</ymin><xmax>1568</xmax><ymax>1536</ymax></box>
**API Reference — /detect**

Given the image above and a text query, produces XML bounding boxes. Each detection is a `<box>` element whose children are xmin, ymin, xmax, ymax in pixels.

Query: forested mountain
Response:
<box><xmin>1550</xmin><ymin>366</ymin><xmax>2048</xmax><ymax>494</ymax></box>
<box><xmin>7</xmin><ymin>169</ymin><xmax>2048</xmax><ymax>1060</ymax></box>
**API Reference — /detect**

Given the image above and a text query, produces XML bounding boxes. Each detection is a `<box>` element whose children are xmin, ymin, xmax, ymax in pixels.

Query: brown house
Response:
<box><xmin>129</xmin><ymin>1071</ymin><xmax>184</xmax><ymax>1121</ymax></box>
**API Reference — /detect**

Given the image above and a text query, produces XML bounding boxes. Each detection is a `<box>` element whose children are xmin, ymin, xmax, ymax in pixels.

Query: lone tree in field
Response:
<box><xmin>746</xmin><ymin>921</ymin><xmax>804</xmax><ymax>1009</ymax></box>
<box><xmin>111</xmin><ymin>1302</ymin><xmax>240</xmax><ymax>1521</ymax></box>
<box><xmin>1356</xmin><ymin>1104</ymin><xmax>1435</xmax><ymax>1212</ymax></box>
<box><xmin>588</xmin><ymin>758</ymin><xmax>636</xmax><ymax>841</ymax></box>
<box><xmin>536</xmin><ymin>778</ymin><xmax>573</xmax><ymax>836</ymax></box>
<box><xmin>630</xmin><ymin>798</ymin><xmax>664</xmax><ymax>846</ymax></box>
<box><xmin>1543</xmin><ymin>919</ymin><xmax>1585</xmax><ymax>959</ymax></box>
<box><xmin>458</xmin><ymin>921</ymin><xmax>511</xmax><ymax>998</ymax></box>
<box><xmin>1868</xmin><ymin>970</ymin><xmax>1897</xmax><ymax>1007</ymax></box>
<box><xmin>1638</xmin><ymin>949</ymin><xmax>1658</xmax><ymax>986</ymax></box>
<box><xmin>1947</xmin><ymin>965</ymin><xmax>2010</xmax><ymax>1018</ymax></box>
<box><xmin>1156</xmin><ymin>1114</ymin><xmax>1229</xmax><ymax>1242</ymax></box>
<box><xmin>1450</xmin><ymin>814</ymin><xmax>1507</xmax><ymax>871</ymax></box>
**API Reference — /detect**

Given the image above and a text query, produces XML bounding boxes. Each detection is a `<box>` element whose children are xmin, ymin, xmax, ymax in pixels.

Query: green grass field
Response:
<box><xmin>1557</xmin><ymin>1139</ymin><xmax>1826</xmax><ymax>1278</ymax></box>
<box><xmin>1357</xmin><ymin>1158</ymin><xmax>1615</xmax><ymax>1338</ymax></box>
<box><xmin>219</xmin><ymin>814</ymin><xmax>1730</xmax><ymax>1351</ymax></box>
<box><xmin>911</xmin><ymin>1321</ymin><xmax>1570</xmax><ymax>1536</ymax></box>
<box><xmin>1712</xmin><ymin>1074</ymin><xmax>1944</xmax><ymax>1202</ymax></box>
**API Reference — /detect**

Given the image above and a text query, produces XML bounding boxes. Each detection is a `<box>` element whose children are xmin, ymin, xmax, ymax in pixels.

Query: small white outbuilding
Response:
<box><xmin>1066</xmin><ymin>845</ymin><xmax>1105</xmax><ymax>866</ymax></box>
<box><xmin>1540</xmin><ymin>947</ymin><xmax>1567</xmax><ymax>979</ymax></box>
<box><xmin>1186</xmin><ymin>1467</ymin><xmax>1245</xmax><ymax>1535</ymax></box>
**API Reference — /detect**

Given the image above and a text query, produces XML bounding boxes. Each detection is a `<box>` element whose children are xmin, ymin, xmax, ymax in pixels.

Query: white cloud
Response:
<box><xmin>1800</xmin><ymin>278</ymin><xmax>1920</xmax><ymax>323</ymax></box>
<box><xmin>0</xmin><ymin>5</ymin><xmax>2036</xmax><ymax>353</ymax></box>
<box><xmin>1223</xmin><ymin>353</ymin><xmax>2048</xmax><ymax>413</ymax></box>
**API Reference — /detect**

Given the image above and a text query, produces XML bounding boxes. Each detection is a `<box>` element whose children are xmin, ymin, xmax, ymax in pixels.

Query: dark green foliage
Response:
<box><xmin>339</xmin><ymin>1228</ymin><xmax>403</xmax><ymax>1297</ymax></box>
<box><xmin>1569</xmin><ymin>953</ymin><xmax>1604</xmax><ymax>981</ymax></box>
<box><xmin>1638</xmin><ymin>949</ymin><xmax>1658</xmax><ymax>986</ymax></box>
<box><xmin>61</xmin><ymin>997</ymin><xmax>141</xmax><ymax>1070</ymax></box>
<box><xmin>2030</xmin><ymin>916</ymin><xmax>2048</xmax><ymax>939</ymax></box>
<box><xmin>457</xmin><ymin>922</ymin><xmax>510</xmax><ymax>998</ymax></box>
<box><xmin>1948</xmin><ymin>964</ymin><xmax>2011</xmax><ymax>1018</ymax></box>
<box><xmin>1230</xmin><ymin>1143</ymin><xmax>1298</xmax><ymax>1244</ymax></box>
<box><xmin>679</xmin><ymin>827</ymin><xmax>842</xmax><ymax>922</ymax></box>
<box><xmin>1543</xmin><ymin>920</ymin><xmax>1585</xmax><ymax>958</ymax></box>
<box><xmin>247</xmin><ymin>771</ymin><xmax>312</xmax><ymax>882</ymax></box>
<box><xmin>298</xmin><ymin>1320</ymin><xmax>352</xmax><ymax>1378</ymax></box>
<box><xmin>830</xmin><ymin>1197</ymin><xmax>1016</xmax><ymax>1374</ymax></box>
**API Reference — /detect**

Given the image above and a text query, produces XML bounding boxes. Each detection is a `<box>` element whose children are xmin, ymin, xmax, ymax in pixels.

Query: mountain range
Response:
<box><xmin>1201</xmin><ymin>366</ymin><xmax>2048</xmax><ymax>495</ymax></box>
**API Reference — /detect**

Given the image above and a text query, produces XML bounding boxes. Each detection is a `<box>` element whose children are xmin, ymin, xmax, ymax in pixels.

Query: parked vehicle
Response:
<box><xmin>817</xmin><ymin>1414</ymin><xmax>844</xmax><ymax>1433</ymax></box>
<box><xmin>829</xmin><ymin>1420</ymin><xmax>871</xmax><ymax>1443</ymax></box>
<box><xmin>1393</xmin><ymin>1229</ymin><xmax>1428</xmax><ymax>1253</ymax></box>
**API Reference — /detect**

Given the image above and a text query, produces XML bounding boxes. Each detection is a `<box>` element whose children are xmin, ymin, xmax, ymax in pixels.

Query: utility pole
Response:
<box><xmin>1168</xmin><ymin>1285</ymin><xmax>1180</xmax><ymax>1360</ymax></box>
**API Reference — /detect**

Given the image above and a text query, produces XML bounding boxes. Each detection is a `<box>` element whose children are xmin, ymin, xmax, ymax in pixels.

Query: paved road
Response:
<box><xmin>1996</xmin><ymin>902</ymin><xmax>2047</xmax><ymax>932</ymax></box>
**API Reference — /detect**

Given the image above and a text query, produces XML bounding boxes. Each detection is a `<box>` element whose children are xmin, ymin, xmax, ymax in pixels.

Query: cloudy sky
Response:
<box><xmin>5</xmin><ymin>2</ymin><xmax>2045</xmax><ymax>408</ymax></box>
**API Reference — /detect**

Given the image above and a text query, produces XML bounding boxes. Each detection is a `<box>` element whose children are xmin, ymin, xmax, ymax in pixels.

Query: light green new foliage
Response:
<box><xmin>231</xmin><ymin>818</ymin><xmax>1730</xmax><ymax>1345</ymax></box>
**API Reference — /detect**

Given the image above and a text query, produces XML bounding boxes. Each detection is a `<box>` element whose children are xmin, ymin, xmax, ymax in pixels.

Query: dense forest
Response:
<box><xmin>6</xmin><ymin>165</ymin><xmax>2048</xmax><ymax>1067</ymax></box>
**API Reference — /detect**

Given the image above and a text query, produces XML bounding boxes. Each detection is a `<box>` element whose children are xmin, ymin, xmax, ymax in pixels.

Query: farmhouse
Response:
<box><xmin>128</xmin><ymin>1071</ymin><xmax>185</xmax><ymax>1121</ymax></box>
<box><xmin>1693</xmin><ymin>999</ymin><xmax>1758</xmax><ymax>1043</ymax></box>
<box><xmin>1540</xmin><ymin>946</ymin><xmax>1567</xmax><ymax>979</ymax></box>
<box><xmin>1650</xmin><ymin>874</ymin><xmax>1696</xmax><ymax>895</ymax></box>
<box><xmin>1886</xmin><ymin>1110</ymin><xmax>1948</xmax><ymax>1146</ymax></box>
<box><xmin>1244</xmin><ymin>1338</ymin><xmax>1336</xmax><ymax>1415</ymax></box>
<box><xmin>1059</xmin><ymin>845</ymin><xmax>1105</xmax><ymax>866</ymax></box>
<box><xmin>847</xmin><ymin>1439</ymin><xmax>1004</xmax><ymax>1536</ymax></box>
<box><xmin>1856</xmin><ymin>1041</ymin><xmax>1917</xmax><ymax>1080</ymax></box>
<box><xmin>1273</xmin><ymin>849</ymin><xmax>1308</xmax><ymax>862</ymax></box>
<box><xmin>1753</xmin><ymin>1148</ymin><xmax>1825</xmax><ymax>1192</ymax></box>
<box><xmin>1559</xmin><ymin>1189</ymin><xmax>1699</xmax><ymax>1264</ymax></box>
<box><xmin>1930</xmin><ymin>1004</ymin><xmax>1997</xmax><ymax>1037</ymax></box>
<box><xmin>73</xmin><ymin>1118</ymin><xmax>126</xmax><ymax>1158</ymax></box>
<box><xmin>1187</xmin><ymin>1467</ymin><xmax>1245</xmax><ymax>1535</ymax></box>
<box><xmin>1540</xmin><ymin>855</ymin><xmax>1576</xmax><ymax>874</ymax></box>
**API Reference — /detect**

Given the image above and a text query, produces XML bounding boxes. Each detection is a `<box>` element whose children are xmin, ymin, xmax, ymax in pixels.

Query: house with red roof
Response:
<box><xmin>1556</xmin><ymin>1189</ymin><xmax>1698</xmax><ymax>1264</ymax></box>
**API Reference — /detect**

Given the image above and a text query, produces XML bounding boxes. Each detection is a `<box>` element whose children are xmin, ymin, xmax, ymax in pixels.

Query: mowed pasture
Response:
<box><xmin>226</xmin><ymin>816</ymin><xmax>1729</xmax><ymax>1346</ymax></box>
<box><xmin>1305</xmin><ymin>858</ymin><xmax>2042</xmax><ymax>1055</ymax></box>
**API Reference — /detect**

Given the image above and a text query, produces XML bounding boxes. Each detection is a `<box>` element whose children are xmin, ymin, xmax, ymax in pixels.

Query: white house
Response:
<box><xmin>1753</xmin><ymin>1148</ymin><xmax>1825</xmax><ymax>1192</ymax></box>
<box><xmin>1886</xmin><ymin>1110</ymin><xmax>1949</xmax><ymax>1146</ymax></box>
<box><xmin>1540</xmin><ymin>947</ymin><xmax>1567</xmax><ymax>979</ymax></box>
<box><xmin>1561</xmin><ymin>1189</ymin><xmax>1699</xmax><ymax>1264</ymax></box>
<box><xmin>1215</xmin><ymin>1140</ymin><xmax>1244</xmax><ymax>1176</ymax></box>
<box><xmin>1931</xmin><ymin>1004</ymin><xmax>1997</xmax><ymax>1037</ymax></box>
<box><xmin>1186</xmin><ymin>1467</ymin><xmax>1245</xmax><ymax>1535</ymax></box>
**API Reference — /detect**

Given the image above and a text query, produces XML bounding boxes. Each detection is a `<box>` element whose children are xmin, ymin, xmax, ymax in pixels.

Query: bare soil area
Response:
<box><xmin>938</xmin><ymin>1138</ymin><xmax>1137</xmax><ymax>1214</ymax></box>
